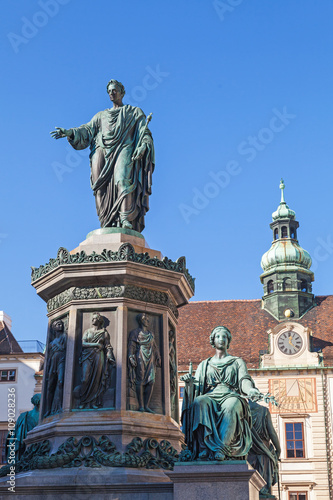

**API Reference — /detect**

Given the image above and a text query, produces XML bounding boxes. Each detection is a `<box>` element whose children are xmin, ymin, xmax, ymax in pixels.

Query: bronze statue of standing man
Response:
<box><xmin>51</xmin><ymin>80</ymin><xmax>154</xmax><ymax>232</ymax></box>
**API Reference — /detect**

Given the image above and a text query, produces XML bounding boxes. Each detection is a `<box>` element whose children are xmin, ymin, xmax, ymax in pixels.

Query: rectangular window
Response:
<box><xmin>289</xmin><ymin>493</ymin><xmax>307</xmax><ymax>500</ymax></box>
<box><xmin>179</xmin><ymin>386</ymin><xmax>184</xmax><ymax>398</ymax></box>
<box><xmin>0</xmin><ymin>430</ymin><xmax>7</xmax><ymax>464</ymax></box>
<box><xmin>0</xmin><ymin>370</ymin><xmax>16</xmax><ymax>382</ymax></box>
<box><xmin>285</xmin><ymin>422</ymin><xmax>304</xmax><ymax>458</ymax></box>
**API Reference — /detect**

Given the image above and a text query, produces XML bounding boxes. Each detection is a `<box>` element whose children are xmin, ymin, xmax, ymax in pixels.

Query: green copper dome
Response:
<box><xmin>261</xmin><ymin>240</ymin><xmax>312</xmax><ymax>272</ymax></box>
<box><xmin>260</xmin><ymin>180</ymin><xmax>314</xmax><ymax>321</ymax></box>
<box><xmin>261</xmin><ymin>179</ymin><xmax>312</xmax><ymax>273</ymax></box>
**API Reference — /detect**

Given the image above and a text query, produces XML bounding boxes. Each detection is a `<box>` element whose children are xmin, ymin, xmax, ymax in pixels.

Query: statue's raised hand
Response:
<box><xmin>50</xmin><ymin>127</ymin><xmax>72</xmax><ymax>140</ymax></box>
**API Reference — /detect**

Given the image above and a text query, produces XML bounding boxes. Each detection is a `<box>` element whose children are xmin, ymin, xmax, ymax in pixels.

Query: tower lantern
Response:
<box><xmin>260</xmin><ymin>180</ymin><xmax>314</xmax><ymax>321</ymax></box>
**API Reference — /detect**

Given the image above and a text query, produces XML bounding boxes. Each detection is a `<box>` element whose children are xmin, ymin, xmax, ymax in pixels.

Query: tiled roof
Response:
<box><xmin>177</xmin><ymin>296</ymin><xmax>333</xmax><ymax>371</ymax></box>
<box><xmin>0</xmin><ymin>321</ymin><xmax>23</xmax><ymax>354</ymax></box>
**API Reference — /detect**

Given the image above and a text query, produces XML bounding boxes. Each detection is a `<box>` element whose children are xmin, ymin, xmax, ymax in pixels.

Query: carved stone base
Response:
<box><xmin>166</xmin><ymin>461</ymin><xmax>266</xmax><ymax>500</ymax></box>
<box><xmin>0</xmin><ymin>461</ymin><xmax>266</xmax><ymax>500</ymax></box>
<box><xmin>25</xmin><ymin>410</ymin><xmax>184</xmax><ymax>452</ymax></box>
<box><xmin>0</xmin><ymin>467</ymin><xmax>173</xmax><ymax>499</ymax></box>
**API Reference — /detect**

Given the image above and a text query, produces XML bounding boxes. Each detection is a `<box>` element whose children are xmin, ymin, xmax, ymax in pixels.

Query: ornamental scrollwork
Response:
<box><xmin>31</xmin><ymin>243</ymin><xmax>195</xmax><ymax>292</ymax></box>
<box><xmin>47</xmin><ymin>286</ymin><xmax>123</xmax><ymax>312</ymax></box>
<box><xmin>0</xmin><ymin>436</ymin><xmax>179</xmax><ymax>475</ymax></box>
<box><xmin>47</xmin><ymin>284</ymin><xmax>179</xmax><ymax>318</ymax></box>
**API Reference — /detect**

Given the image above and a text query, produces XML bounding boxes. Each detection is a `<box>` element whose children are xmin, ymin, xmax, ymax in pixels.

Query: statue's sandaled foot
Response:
<box><xmin>214</xmin><ymin>451</ymin><xmax>225</xmax><ymax>461</ymax></box>
<box><xmin>198</xmin><ymin>449</ymin><xmax>209</xmax><ymax>460</ymax></box>
<box><xmin>91</xmin><ymin>404</ymin><xmax>99</xmax><ymax>409</ymax></box>
<box><xmin>122</xmin><ymin>220</ymin><xmax>133</xmax><ymax>229</ymax></box>
<box><xmin>144</xmin><ymin>407</ymin><xmax>155</xmax><ymax>414</ymax></box>
<box><xmin>138</xmin><ymin>407</ymin><xmax>145</xmax><ymax>412</ymax></box>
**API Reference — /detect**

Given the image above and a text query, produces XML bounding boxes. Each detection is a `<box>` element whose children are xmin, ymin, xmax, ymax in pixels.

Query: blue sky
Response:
<box><xmin>1</xmin><ymin>0</ymin><xmax>333</xmax><ymax>344</ymax></box>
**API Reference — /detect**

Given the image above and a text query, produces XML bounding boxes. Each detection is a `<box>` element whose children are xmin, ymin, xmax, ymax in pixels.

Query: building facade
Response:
<box><xmin>177</xmin><ymin>182</ymin><xmax>333</xmax><ymax>500</ymax></box>
<box><xmin>0</xmin><ymin>312</ymin><xmax>44</xmax><ymax>466</ymax></box>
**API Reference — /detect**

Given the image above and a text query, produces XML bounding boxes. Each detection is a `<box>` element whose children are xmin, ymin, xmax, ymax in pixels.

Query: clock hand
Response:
<box><xmin>288</xmin><ymin>336</ymin><xmax>296</xmax><ymax>348</ymax></box>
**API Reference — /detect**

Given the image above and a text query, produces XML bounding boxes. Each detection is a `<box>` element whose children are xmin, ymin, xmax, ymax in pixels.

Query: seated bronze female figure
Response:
<box><xmin>181</xmin><ymin>326</ymin><xmax>262</xmax><ymax>461</ymax></box>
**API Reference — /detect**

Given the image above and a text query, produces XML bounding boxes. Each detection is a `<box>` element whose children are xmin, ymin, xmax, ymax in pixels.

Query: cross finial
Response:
<box><xmin>280</xmin><ymin>178</ymin><xmax>285</xmax><ymax>204</ymax></box>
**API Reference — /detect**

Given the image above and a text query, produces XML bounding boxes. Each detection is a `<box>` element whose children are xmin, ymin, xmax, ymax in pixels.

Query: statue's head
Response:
<box><xmin>91</xmin><ymin>312</ymin><xmax>104</xmax><ymax>328</ymax></box>
<box><xmin>51</xmin><ymin>319</ymin><xmax>64</xmax><ymax>334</ymax></box>
<box><xmin>137</xmin><ymin>312</ymin><xmax>149</xmax><ymax>328</ymax></box>
<box><xmin>31</xmin><ymin>393</ymin><xmax>41</xmax><ymax>409</ymax></box>
<box><xmin>106</xmin><ymin>79</ymin><xmax>125</xmax><ymax>97</ymax></box>
<box><xmin>209</xmin><ymin>326</ymin><xmax>232</xmax><ymax>349</ymax></box>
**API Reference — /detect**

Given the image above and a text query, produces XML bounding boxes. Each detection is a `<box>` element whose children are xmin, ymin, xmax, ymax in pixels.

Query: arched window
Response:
<box><xmin>283</xmin><ymin>278</ymin><xmax>292</xmax><ymax>291</ymax></box>
<box><xmin>290</xmin><ymin>227</ymin><xmax>296</xmax><ymax>239</ymax></box>
<box><xmin>274</xmin><ymin>228</ymin><xmax>279</xmax><ymax>240</ymax></box>
<box><xmin>281</xmin><ymin>226</ymin><xmax>288</xmax><ymax>238</ymax></box>
<box><xmin>267</xmin><ymin>280</ymin><xmax>274</xmax><ymax>294</ymax></box>
<box><xmin>300</xmin><ymin>280</ymin><xmax>307</xmax><ymax>292</ymax></box>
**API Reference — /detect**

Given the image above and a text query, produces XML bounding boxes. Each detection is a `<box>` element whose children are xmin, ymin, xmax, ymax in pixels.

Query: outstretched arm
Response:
<box><xmin>51</xmin><ymin>113</ymin><xmax>99</xmax><ymax>150</ymax></box>
<box><xmin>50</xmin><ymin>127</ymin><xmax>74</xmax><ymax>140</ymax></box>
<box><xmin>237</xmin><ymin>359</ymin><xmax>262</xmax><ymax>400</ymax></box>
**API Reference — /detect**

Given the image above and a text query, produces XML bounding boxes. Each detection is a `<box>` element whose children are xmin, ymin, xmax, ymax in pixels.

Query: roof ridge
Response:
<box><xmin>189</xmin><ymin>299</ymin><xmax>261</xmax><ymax>303</ymax></box>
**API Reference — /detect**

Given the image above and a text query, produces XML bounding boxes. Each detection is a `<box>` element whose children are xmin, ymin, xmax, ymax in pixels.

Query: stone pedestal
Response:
<box><xmin>0</xmin><ymin>467</ymin><xmax>173</xmax><ymax>499</ymax></box>
<box><xmin>166</xmin><ymin>461</ymin><xmax>266</xmax><ymax>500</ymax></box>
<box><xmin>0</xmin><ymin>229</ymin><xmax>194</xmax><ymax>497</ymax></box>
<box><xmin>26</xmin><ymin>229</ymin><xmax>194</xmax><ymax>454</ymax></box>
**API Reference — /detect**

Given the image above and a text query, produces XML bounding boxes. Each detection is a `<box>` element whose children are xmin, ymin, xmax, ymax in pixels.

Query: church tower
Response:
<box><xmin>260</xmin><ymin>179</ymin><xmax>314</xmax><ymax>321</ymax></box>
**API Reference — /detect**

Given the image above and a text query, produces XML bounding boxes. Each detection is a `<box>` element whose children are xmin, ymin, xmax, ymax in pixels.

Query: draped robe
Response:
<box><xmin>182</xmin><ymin>355</ymin><xmax>254</xmax><ymax>459</ymax></box>
<box><xmin>68</xmin><ymin>105</ymin><xmax>154</xmax><ymax>231</ymax></box>
<box><xmin>247</xmin><ymin>401</ymin><xmax>279</xmax><ymax>493</ymax></box>
<box><xmin>79</xmin><ymin>327</ymin><xmax>113</xmax><ymax>407</ymax></box>
<box><xmin>45</xmin><ymin>333</ymin><xmax>66</xmax><ymax>414</ymax></box>
<box><xmin>128</xmin><ymin>328</ymin><xmax>159</xmax><ymax>388</ymax></box>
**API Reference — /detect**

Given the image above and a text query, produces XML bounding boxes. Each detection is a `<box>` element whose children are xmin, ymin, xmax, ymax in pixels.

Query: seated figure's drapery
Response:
<box><xmin>182</xmin><ymin>355</ymin><xmax>254</xmax><ymax>459</ymax></box>
<box><xmin>247</xmin><ymin>401</ymin><xmax>279</xmax><ymax>492</ymax></box>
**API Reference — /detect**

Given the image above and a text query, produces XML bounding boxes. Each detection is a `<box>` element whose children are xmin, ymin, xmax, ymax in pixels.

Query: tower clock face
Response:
<box><xmin>277</xmin><ymin>331</ymin><xmax>303</xmax><ymax>355</ymax></box>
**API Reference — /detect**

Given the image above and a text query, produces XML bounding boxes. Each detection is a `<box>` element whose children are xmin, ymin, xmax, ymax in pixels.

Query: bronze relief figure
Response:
<box><xmin>75</xmin><ymin>312</ymin><xmax>115</xmax><ymax>409</ymax></box>
<box><xmin>44</xmin><ymin>319</ymin><xmax>67</xmax><ymax>417</ymax></box>
<box><xmin>128</xmin><ymin>313</ymin><xmax>161</xmax><ymax>413</ymax></box>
